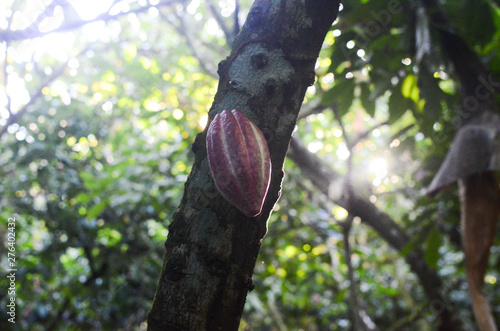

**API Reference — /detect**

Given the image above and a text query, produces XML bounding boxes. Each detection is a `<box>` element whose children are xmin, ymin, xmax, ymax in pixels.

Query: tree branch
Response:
<box><xmin>352</xmin><ymin>120</ymin><xmax>389</xmax><ymax>146</ymax></box>
<box><xmin>206</xmin><ymin>0</ymin><xmax>234</xmax><ymax>45</ymax></box>
<box><xmin>233</xmin><ymin>0</ymin><xmax>240</xmax><ymax>38</ymax></box>
<box><xmin>0</xmin><ymin>0</ymin><xmax>186</xmax><ymax>42</ymax></box>
<box><xmin>297</xmin><ymin>99</ymin><xmax>326</xmax><ymax>119</ymax></box>
<box><xmin>287</xmin><ymin>136</ymin><xmax>463</xmax><ymax>330</ymax></box>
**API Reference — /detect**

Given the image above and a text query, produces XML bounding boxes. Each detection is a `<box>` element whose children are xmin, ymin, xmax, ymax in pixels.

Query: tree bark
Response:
<box><xmin>147</xmin><ymin>1</ymin><xmax>340</xmax><ymax>330</ymax></box>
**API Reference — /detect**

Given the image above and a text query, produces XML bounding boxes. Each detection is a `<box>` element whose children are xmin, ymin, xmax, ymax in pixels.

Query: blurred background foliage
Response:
<box><xmin>0</xmin><ymin>0</ymin><xmax>499</xmax><ymax>330</ymax></box>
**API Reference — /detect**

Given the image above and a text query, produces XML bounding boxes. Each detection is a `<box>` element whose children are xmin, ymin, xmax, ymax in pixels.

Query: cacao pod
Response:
<box><xmin>206</xmin><ymin>109</ymin><xmax>272</xmax><ymax>217</ymax></box>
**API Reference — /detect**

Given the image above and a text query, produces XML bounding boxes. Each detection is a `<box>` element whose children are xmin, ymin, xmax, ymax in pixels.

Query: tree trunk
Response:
<box><xmin>147</xmin><ymin>1</ymin><xmax>340</xmax><ymax>330</ymax></box>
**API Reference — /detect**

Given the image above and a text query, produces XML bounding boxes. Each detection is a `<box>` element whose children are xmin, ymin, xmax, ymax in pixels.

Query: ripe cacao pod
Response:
<box><xmin>206</xmin><ymin>109</ymin><xmax>272</xmax><ymax>217</ymax></box>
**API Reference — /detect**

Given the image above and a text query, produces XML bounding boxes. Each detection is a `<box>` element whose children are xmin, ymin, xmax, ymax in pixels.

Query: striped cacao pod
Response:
<box><xmin>206</xmin><ymin>109</ymin><xmax>272</xmax><ymax>217</ymax></box>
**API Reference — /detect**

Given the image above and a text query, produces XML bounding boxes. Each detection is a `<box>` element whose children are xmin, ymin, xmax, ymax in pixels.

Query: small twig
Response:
<box><xmin>340</xmin><ymin>216</ymin><xmax>362</xmax><ymax>330</ymax></box>
<box><xmin>233</xmin><ymin>0</ymin><xmax>240</xmax><ymax>37</ymax></box>
<box><xmin>387</xmin><ymin>301</ymin><xmax>427</xmax><ymax>331</ymax></box>
<box><xmin>267</xmin><ymin>295</ymin><xmax>287</xmax><ymax>331</ymax></box>
<box><xmin>206</xmin><ymin>0</ymin><xmax>233</xmax><ymax>45</ymax></box>
<box><xmin>340</xmin><ymin>216</ymin><xmax>379</xmax><ymax>331</ymax></box>
<box><xmin>351</xmin><ymin>120</ymin><xmax>389</xmax><ymax>146</ymax></box>
<box><xmin>165</xmin><ymin>11</ymin><xmax>218</xmax><ymax>78</ymax></box>
<box><xmin>389</xmin><ymin>123</ymin><xmax>415</xmax><ymax>142</ymax></box>
<box><xmin>201</xmin><ymin>40</ymin><xmax>229</xmax><ymax>57</ymax></box>
<box><xmin>297</xmin><ymin>99</ymin><xmax>325</xmax><ymax>119</ymax></box>
<box><xmin>331</xmin><ymin>106</ymin><xmax>356</xmax><ymax>206</ymax></box>
<box><xmin>332</xmin><ymin>106</ymin><xmax>352</xmax><ymax>150</ymax></box>
<box><xmin>28</xmin><ymin>0</ymin><xmax>60</xmax><ymax>32</ymax></box>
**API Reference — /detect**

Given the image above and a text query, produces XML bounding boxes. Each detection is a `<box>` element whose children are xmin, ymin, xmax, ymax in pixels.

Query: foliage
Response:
<box><xmin>0</xmin><ymin>0</ymin><xmax>499</xmax><ymax>330</ymax></box>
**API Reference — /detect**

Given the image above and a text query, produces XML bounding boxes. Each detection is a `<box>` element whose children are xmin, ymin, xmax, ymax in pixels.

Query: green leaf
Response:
<box><xmin>87</xmin><ymin>198</ymin><xmax>109</xmax><ymax>219</ymax></box>
<box><xmin>321</xmin><ymin>79</ymin><xmax>356</xmax><ymax>116</ymax></box>
<box><xmin>401</xmin><ymin>74</ymin><xmax>419</xmax><ymax>103</ymax></box>
<box><xmin>417</xmin><ymin>68</ymin><xmax>444</xmax><ymax>135</ymax></box>
<box><xmin>424</xmin><ymin>228</ymin><xmax>441</xmax><ymax>269</ymax></box>
<box><xmin>400</xmin><ymin>239</ymin><xmax>417</xmax><ymax>257</ymax></box>
<box><xmin>388</xmin><ymin>87</ymin><xmax>409</xmax><ymax>123</ymax></box>
<box><xmin>360</xmin><ymin>83</ymin><xmax>376</xmax><ymax>117</ymax></box>
<box><xmin>97</xmin><ymin>227</ymin><xmax>122</xmax><ymax>247</ymax></box>
<box><xmin>75</xmin><ymin>192</ymin><xmax>92</xmax><ymax>204</ymax></box>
